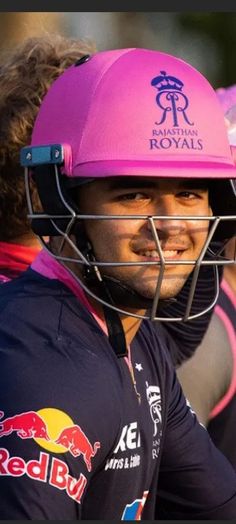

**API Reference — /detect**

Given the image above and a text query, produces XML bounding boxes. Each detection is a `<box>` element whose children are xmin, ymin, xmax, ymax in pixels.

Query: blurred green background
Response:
<box><xmin>0</xmin><ymin>12</ymin><xmax>235</xmax><ymax>89</ymax></box>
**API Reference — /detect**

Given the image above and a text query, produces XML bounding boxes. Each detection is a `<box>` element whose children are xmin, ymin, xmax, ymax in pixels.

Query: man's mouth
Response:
<box><xmin>137</xmin><ymin>249</ymin><xmax>185</xmax><ymax>261</ymax></box>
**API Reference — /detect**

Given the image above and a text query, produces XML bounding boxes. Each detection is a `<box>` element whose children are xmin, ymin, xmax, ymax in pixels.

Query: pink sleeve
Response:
<box><xmin>209</xmin><ymin>303</ymin><xmax>236</xmax><ymax>419</ymax></box>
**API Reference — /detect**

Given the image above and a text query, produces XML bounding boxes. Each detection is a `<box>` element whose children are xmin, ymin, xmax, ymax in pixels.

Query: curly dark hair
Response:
<box><xmin>0</xmin><ymin>33</ymin><xmax>96</xmax><ymax>241</ymax></box>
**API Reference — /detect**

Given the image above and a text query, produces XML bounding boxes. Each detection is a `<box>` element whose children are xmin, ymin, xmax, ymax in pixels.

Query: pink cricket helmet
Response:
<box><xmin>20</xmin><ymin>49</ymin><xmax>236</xmax><ymax>326</ymax></box>
<box><xmin>30</xmin><ymin>48</ymin><xmax>236</xmax><ymax>180</ymax></box>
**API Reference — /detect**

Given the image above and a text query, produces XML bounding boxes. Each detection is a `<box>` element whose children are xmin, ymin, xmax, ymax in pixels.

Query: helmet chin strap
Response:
<box><xmin>96</xmin><ymin>281</ymin><xmax>129</xmax><ymax>359</ymax></box>
<box><xmin>77</xmin><ymin>234</ymin><xmax>175</xmax><ymax>357</ymax></box>
<box><xmin>78</xmin><ymin>227</ymin><xmax>175</xmax><ymax>308</ymax></box>
<box><xmin>99</xmin><ymin>274</ymin><xmax>176</xmax><ymax>311</ymax></box>
<box><xmin>79</xmin><ymin>238</ymin><xmax>128</xmax><ymax>358</ymax></box>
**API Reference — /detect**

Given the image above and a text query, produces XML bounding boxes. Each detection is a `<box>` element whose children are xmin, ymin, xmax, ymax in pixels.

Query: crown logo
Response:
<box><xmin>151</xmin><ymin>71</ymin><xmax>184</xmax><ymax>92</ymax></box>
<box><xmin>146</xmin><ymin>382</ymin><xmax>161</xmax><ymax>406</ymax></box>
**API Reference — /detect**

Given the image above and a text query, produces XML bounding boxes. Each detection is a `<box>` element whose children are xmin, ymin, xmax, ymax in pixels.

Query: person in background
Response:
<box><xmin>177</xmin><ymin>85</ymin><xmax>236</xmax><ymax>468</ymax></box>
<box><xmin>0</xmin><ymin>33</ymin><xmax>96</xmax><ymax>283</ymax></box>
<box><xmin>0</xmin><ymin>47</ymin><xmax>235</xmax><ymax>519</ymax></box>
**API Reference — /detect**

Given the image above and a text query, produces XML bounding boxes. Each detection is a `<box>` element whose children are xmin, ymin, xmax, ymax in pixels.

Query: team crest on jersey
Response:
<box><xmin>145</xmin><ymin>383</ymin><xmax>162</xmax><ymax>460</ymax></box>
<box><xmin>146</xmin><ymin>383</ymin><xmax>162</xmax><ymax>437</ymax></box>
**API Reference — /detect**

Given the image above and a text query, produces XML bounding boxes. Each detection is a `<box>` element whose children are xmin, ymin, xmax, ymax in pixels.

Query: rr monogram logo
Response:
<box><xmin>151</xmin><ymin>71</ymin><xmax>194</xmax><ymax>128</ymax></box>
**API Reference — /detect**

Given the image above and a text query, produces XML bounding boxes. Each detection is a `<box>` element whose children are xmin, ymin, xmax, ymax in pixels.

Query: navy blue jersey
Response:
<box><xmin>0</xmin><ymin>268</ymin><xmax>236</xmax><ymax>519</ymax></box>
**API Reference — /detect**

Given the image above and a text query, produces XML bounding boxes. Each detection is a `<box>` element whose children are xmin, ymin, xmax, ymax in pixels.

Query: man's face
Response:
<box><xmin>77</xmin><ymin>177</ymin><xmax>212</xmax><ymax>302</ymax></box>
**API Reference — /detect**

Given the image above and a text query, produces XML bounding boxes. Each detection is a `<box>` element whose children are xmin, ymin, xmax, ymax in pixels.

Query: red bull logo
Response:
<box><xmin>55</xmin><ymin>425</ymin><xmax>100</xmax><ymax>471</ymax></box>
<box><xmin>0</xmin><ymin>448</ymin><xmax>87</xmax><ymax>504</ymax></box>
<box><xmin>0</xmin><ymin>408</ymin><xmax>101</xmax><ymax>505</ymax></box>
<box><xmin>0</xmin><ymin>411</ymin><xmax>50</xmax><ymax>440</ymax></box>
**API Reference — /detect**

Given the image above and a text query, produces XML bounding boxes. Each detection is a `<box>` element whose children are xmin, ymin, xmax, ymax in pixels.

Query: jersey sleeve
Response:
<box><xmin>156</xmin><ymin>368</ymin><xmax>236</xmax><ymax>519</ymax></box>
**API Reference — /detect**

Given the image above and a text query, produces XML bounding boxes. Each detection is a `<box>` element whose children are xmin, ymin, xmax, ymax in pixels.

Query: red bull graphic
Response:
<box><xmin>0</xmin><ymin>407</ymin><xmax>101</xmax><ymax>505</ymax></box>
<box><xmin>0</xmin><ymin>448</ymin><xmax>87</xmax><ymax>504</ymax></box>
<box><xmin>0</xmin><ymin>411</ymin><xmax>50</xmax><ymax>440</ymax></box>
<box><xmin>55</xmin><ymin>425</ymin><xmax>101</xmax><ymax>471</ymax></box>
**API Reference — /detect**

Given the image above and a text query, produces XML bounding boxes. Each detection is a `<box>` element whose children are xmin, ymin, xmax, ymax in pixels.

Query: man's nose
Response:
<box><xmin>147</xmin><ymin>198</ymin><xmax>188</xmax><ymax>238</ymax></box>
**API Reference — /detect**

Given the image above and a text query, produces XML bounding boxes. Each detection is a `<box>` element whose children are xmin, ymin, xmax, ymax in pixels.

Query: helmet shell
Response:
<box><xmin>31</xmin><ymin>48</ymin><xmax>236</xmax><ymax>181</ymax></box>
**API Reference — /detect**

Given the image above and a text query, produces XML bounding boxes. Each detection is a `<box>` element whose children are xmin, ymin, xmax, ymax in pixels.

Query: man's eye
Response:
<box><xmin>177</xmin><ymin>191</ymin><xmax>201</xmax><ymax>199</ymax></box>
<box><xmin>120</xmin><ymin>192</ymin><xmax>148</xmax><ymax>201</ymax></box>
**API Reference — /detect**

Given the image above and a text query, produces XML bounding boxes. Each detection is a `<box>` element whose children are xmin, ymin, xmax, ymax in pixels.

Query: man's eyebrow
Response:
<box><xmin>106</xmin><ymin>177</ymin><xmax>210</xmax><ymax>191</ymax></box>
<box><xmin>106</xmin><ymin>178</ymin><xmax>157</xmax><ymax>190</ymax></box>
<box><xmin>177</xmin><ymin>179</ymin><xmax>210</xmax><ymax>190</ymax></box>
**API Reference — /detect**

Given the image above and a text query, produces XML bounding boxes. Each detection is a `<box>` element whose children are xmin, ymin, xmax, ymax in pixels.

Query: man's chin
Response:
<box><xmin>134</xmin><ymin>279</ymin><xmax>187</xmax><ymax>302</ymax></box>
